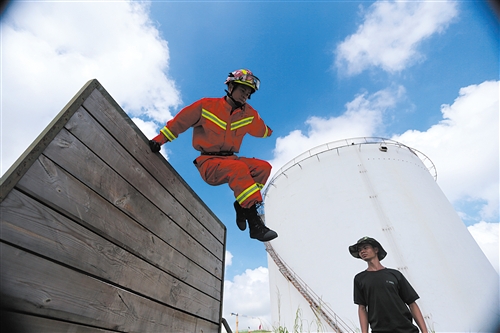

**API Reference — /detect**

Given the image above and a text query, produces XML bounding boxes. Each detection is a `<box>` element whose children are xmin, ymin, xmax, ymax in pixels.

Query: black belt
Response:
<box><xmin>201</xmin><ymin>151</ymin><xmax>234</xmax><ymax>156</ymax></box>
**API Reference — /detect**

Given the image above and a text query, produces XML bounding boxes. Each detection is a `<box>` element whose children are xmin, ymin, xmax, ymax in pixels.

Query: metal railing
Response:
<box><xmin>265</xmin><ymin>242</ymin><xmax>355</xmax><ymax>333</ymax></box>
<box><xmin>263</xmin><ymin>137</ymin><xmax>437</xmax><ymax>201</ymax></box>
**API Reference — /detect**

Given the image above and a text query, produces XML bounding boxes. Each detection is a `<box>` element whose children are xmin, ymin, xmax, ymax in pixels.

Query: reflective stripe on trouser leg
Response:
<box><xmin>236</xmin><ymin>183</ymin><xmax>261</xmax><ymax>206</ymax></box>
<box><xmin>194</xmin><ymin>156</ymin><xmax>269</xmax><ymax>208</ymax></box>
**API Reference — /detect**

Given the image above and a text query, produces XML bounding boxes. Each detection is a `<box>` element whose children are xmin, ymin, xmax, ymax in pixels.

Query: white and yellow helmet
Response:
<box><xmin>224</xmin><ymin>69</ymin><xmax>260</xmax><ymax>92</ymax></box>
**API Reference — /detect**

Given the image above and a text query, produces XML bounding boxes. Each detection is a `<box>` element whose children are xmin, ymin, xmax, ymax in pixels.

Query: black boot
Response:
<box><xmin>246</xmin><ymin>204</ymin><xmax>278</xmax><ymax>242</ymax></box>
<box><xmin>233</xmin><ymin>201</ymin><xmax>247</xmax><ymax>231</ymax></box>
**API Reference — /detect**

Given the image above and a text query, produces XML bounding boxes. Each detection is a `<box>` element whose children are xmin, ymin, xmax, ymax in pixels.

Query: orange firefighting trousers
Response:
<box><xmin>194</xmin><ymin>155</ymin><xmax>271</xmax><ymax>208</ymax></box>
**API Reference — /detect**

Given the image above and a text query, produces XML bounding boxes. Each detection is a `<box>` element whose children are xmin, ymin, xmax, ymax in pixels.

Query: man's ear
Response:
<box><xmin>374</xmin><ymin>247</ymin><xmax>379</xmax><ymax>254</ymax></box>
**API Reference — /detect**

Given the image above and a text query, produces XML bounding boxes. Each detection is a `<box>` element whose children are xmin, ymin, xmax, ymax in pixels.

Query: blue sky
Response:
<box><xmin>1</xmin><ymin>1</ymin><xmax>498</xmax><ymax>331</ymax></box>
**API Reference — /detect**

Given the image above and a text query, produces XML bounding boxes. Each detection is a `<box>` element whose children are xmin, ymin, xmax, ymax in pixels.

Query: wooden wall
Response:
<box><xmin>0</xmin><ymin>79</ymin><xmax>226</xmax><ymax>333</ymax></box>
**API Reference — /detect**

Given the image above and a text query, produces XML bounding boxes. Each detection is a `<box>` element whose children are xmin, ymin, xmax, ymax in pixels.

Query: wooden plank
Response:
<box><xmin>2</xmin><ymin>312</ymin><xmax>117</xmax><ymax>333</ymax></box>
<box><xmin>1</xmin><ymin>189</ymin><xmax>220</xmax><ymax>322</ymax></box>
<box><xmin>0</xmin><ymin>79</ymin><xmax>99</xmax><ymax>202</ymax></box>
<box><xmin>40</xmin><ymin>127</ymin><xmax>223</xmax><ymax>278</ymax></box>
<box><xmin>0</xmin><ymin>243</ymin><xmax>220</xmax><ymax>333</ymax></box>
<box><xmin>65</xmin><ymin>106</ymin><xmax>223</xmax><ymax>260</ymax></box>
<box><xmin>16</xmin><ymin>155</ymin><xmax>222</xmax><ymax>299</ymax></box>
<box><xmin>82</xmin><ymin>88</ymin><xmax>225</xmax><ymax>242</ymax></box>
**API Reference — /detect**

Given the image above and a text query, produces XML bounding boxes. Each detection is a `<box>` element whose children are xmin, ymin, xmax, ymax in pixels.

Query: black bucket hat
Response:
<box><xmin>349</xmin><ymin>236</ymin><xmax>387</xmax><ymax>261</ymax></box>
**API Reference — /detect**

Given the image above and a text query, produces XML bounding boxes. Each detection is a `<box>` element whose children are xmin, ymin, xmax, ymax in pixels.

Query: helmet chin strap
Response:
<box><xmin>225</xmin><ymin>88</ymin><xmax>245</xmax><ymax>110</ymax></box>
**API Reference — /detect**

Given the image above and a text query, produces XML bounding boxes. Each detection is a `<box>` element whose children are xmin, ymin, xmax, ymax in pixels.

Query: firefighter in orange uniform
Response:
<box><xmin>149</xmin><ymin>69</ymin><xmax>278</xmax><ymax>242</ymax></box>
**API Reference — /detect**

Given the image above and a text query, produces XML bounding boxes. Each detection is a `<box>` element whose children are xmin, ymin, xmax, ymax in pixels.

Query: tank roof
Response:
<box><xmin>265</xmin><ymin>137</ymin><xmax>437</xmax><ymax>200</ymax></box>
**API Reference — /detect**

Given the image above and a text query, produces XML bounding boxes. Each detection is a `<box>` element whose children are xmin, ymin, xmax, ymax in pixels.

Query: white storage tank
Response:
<box><xmin>264</xmin><ymin>137</ymin><xmax>499</xmax><ymax>333</ymax></box>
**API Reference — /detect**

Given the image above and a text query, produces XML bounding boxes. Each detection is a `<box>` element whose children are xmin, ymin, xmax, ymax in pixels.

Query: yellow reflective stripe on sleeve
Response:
<box><xmin>160</xmin><ymin>127</ymin><xmax>177</xmax><ymax>141</ymax></box>
<box><xmin>202</xmin><ymin>109</ymin><xmax>227</xmax><ymax>130</ymax></box>
<box><xmin>236</xmin><ymin>183</ymin><xmax>261</xmax><ymax>205</ymax></box>
<box><xmin>231</xmin><ymin>116</ymin><xmax>254</xmax><ymax>130</ymax></box>
<box><xmin>262</xmin><ymin>126</ymin><xmax>269</xmax><ymax>138</ymax></box>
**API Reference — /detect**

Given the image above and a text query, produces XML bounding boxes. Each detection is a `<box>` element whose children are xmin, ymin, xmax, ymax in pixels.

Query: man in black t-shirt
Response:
<box><xmin>349</xmin><ymin>237</ymin><xmax>429</xmax><ymax>333</ymax></box>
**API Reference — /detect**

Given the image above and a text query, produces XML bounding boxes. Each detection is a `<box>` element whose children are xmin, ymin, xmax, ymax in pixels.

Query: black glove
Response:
<box><xmin>149</xmin><ymin>140</ymin><xmax>161</xmax><ymax>153</ymax></box>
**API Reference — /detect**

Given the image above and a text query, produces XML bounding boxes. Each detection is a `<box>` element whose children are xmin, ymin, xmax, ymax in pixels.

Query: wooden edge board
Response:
<box><xmin>0</xmin><ymin>79</ymin><xmax>99</xmax><ymax>202</ymax></box>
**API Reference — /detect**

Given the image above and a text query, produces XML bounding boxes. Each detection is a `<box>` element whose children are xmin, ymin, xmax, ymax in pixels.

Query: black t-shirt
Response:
<box><xmin>354</xmin><ymin>268</ymin><xmax>420</xmax><ymax>333</ymax></box>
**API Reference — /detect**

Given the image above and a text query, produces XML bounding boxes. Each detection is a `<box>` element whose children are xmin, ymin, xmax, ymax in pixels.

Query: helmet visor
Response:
<box><xmin>230</xmin><ymin>73</ymin><xmax>260</xmax><ymax>91</ymax></box>
<box><xmin>244</xmin><ymin>74</ymin><xmax>260</xmax><ymax>91</ymax></box>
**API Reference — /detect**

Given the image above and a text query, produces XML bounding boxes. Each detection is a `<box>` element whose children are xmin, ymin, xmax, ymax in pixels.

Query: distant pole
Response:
<box><xmin>231</xmin><ymin>313</ymin><xmax>239</xmax><ymax>333</ymax></box>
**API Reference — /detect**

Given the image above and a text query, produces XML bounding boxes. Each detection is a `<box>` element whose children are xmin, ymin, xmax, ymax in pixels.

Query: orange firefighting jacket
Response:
<box><xmin>158</xmin><ymin>97</ymin><xmax>272</xmax><ymax>153</ymax></box>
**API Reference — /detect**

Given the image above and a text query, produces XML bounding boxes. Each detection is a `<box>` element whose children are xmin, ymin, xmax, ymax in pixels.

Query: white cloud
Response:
<box><xmin>335</xmin><ymin>0</ymin><xmax>458</xmax><ymax>75</ymax></box>
<box><xmin>1</xmin><ymin>1</ymin><xmax>179</xmax><ymax>175</ymax></box>
<box><xmin>269</xmin><ymin>85</ymin><xmax>405</xmax><ymax>174</ymax></box>
<box><xmin>393</xmin><ymin>81</ymin><xmax>499</xmax><ymax>222</ymax></box>
<box><xmin>131</xmin><ymin>117</ymin><xmax>159</xmax><ymax>140</ymax></box>
<box><xmin>392</xmin><ymin>80</ymin><xmax>499</xmax><ymax>271</ymax></box>
<box><xmin>222</xmin><ymin>267</ymin><xmax>272</xmax><ymax>332</ymax></box>
<box><xmin>468</xmin><ymin>221</ymin><xmax>499</xmax><ymax>273</ymax></box>
<box><xmin>225</xmin><ymin>251</ymin><xmax>233</xmax><ymax>267</ymax></box>
<box><xmin>132</xmin><ymin>117</ymin><xmax>171</xmax><ymax>160</ymax></box>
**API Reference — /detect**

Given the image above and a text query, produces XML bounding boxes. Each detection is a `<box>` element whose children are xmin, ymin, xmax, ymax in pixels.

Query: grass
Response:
<box><xmin>271</xmin><ymin>288</ymin><xmax>328</xmax><ymax>333</ymax></box>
